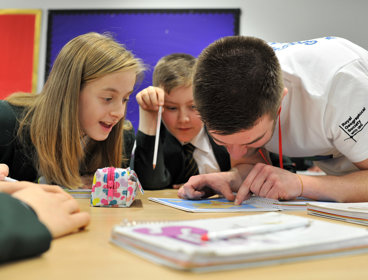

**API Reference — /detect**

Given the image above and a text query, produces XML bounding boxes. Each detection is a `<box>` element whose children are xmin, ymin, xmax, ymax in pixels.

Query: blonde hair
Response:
<box><xmin>7</xmin><ymin>32</ymin><xmax>144</xmax><ymax>189</ymax></box>
<box><xmin>152</xmin><ymin>53</ymin><xmax>195</xmax><ymax>94</ymax></box>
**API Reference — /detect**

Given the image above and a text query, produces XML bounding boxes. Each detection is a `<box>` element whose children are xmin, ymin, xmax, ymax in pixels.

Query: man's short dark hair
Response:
<box><xmin>194</xmin><ymin>36</ymin><xmax>283</xmax><ymax>135</ymax></box>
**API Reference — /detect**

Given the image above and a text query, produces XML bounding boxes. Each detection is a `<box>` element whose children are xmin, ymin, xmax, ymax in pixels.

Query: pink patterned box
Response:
<box><xmin>91</xmin><ymin>167</ymin><xmax>143</xmax><ymax>207</ymax></box>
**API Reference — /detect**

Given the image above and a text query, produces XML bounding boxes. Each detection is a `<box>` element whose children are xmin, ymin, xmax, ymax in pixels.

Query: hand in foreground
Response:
<box><xmin>12</xmin><ymin>186</ymin><xmax>90</xmax><ymax>238</ymax></box>
<box><xmin>177</xmin><ymin>170</ymin><xmax>242</xmax><ymax>201</ymax></box>
<box><xmin>235</xmin><ymin>163</ymin><xmax>303</xmax><ymax>205</ymax></box>
<box><xmin>0</xmin><ymin>163</ymin><xmax>9</xmax><ymax>180</ymax></box>
<box><xmin>0</xmin><ymin>180</ymin><xmax>73</xmax><ymax>200</ymax></box>
<box><xmin>0</xmin><ymin>163</ymin><xmax>73</xmax><ymax>199</ymax></box>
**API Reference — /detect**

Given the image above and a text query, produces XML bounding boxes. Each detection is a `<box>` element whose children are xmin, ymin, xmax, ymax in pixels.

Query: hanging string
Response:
<box><xmin>257</xmin><ymin>107</ymin><xmax>283</xmax><ymax>169</ymax></box>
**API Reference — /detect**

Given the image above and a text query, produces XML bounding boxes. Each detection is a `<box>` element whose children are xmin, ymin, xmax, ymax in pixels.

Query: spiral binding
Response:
<box><xmin>119</xmin><ymin>218</ymin><xmax>172</xmax><ymax>227</ymax></box>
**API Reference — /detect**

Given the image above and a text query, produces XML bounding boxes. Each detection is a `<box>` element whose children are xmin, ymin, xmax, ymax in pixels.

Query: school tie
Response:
<box><xmin>183</xmin><ymin>143</ymin><xmax>199</xmax><ymax>181</ymax></box>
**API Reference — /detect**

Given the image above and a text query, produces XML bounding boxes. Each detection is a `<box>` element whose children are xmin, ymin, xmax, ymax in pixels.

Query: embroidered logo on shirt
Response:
<box><xmin>269</xmin><ymin>37</ymin><xmax>336</xmax><ymax>51</ymax></box>
<box><xmin>339</xmin><ymin>107</ymin><xmax>368</xmax><ymax>142</ymax></box>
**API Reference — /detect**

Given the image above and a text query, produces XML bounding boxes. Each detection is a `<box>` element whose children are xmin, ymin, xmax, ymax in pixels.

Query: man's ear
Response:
<box><xmin>282</xmin><ymin>87</ymin><xmax>288</xmax><ymax>99</ymax></box>
<box><xmin>277</xmin><ymin>88</ymin><xmax>288</xmax><ymax>115</ymax></box>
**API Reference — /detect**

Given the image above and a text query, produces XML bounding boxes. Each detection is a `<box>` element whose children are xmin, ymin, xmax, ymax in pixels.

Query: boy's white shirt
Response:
<box><xmin>185</xmin><ymin>126</ymin><xmax>221</xmax><ymax>174</ymax></box>
<box><xmin>265</xmin><ymin>37</ymin><xmax>368</xmax><ymax>175</ymax></box>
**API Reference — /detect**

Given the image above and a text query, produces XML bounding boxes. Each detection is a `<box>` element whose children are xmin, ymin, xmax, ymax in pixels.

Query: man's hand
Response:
<box><xmin>235</xmin><ymin>163</ymin><xmax>302</xmax><ymax>204</ymax></box>
<box><xmin>178</xmin><ymin>169</ymin><xmax>243</xmax><ymax>201</ymax></box>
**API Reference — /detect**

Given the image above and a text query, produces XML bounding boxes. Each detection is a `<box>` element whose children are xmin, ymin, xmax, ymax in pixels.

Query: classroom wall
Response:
<box><xmin>1</xmin><ymin>0</ymin><xmax>367</xmax><ymax>91</ymax></box>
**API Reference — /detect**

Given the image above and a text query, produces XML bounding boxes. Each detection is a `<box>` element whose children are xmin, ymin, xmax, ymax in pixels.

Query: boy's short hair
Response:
<box><xmin>153</xmin><ymin>53</ymin><xmax>196</xmax><ymax>94</ymax></box>
<box><xmin>193</xmin><ymin>36</ymin><xmax>284</xmax><ymax>135</ymax></box>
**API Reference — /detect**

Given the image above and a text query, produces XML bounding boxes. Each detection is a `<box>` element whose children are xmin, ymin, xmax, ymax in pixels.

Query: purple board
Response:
<box><xmin>46</xmin><ymin>9</ymin><xmax>240</xmax><ymax>130</ymax></box>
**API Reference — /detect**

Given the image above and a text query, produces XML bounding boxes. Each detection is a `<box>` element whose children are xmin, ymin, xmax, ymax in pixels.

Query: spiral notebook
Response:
<box><xmin>110</xmin><ymin>212</ymin><xmax>368</xmax><ymax>272</ymax></box>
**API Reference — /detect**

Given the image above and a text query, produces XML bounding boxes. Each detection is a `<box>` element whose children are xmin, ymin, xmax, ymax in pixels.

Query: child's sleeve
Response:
<box><xmin>0</xmin><ymin>193</ymin><xmax>52</xmax><ymax>263</ymax></box>
<box><xmin>0</xmin><ymin>101</ymin><xmax>17</xmax><ymax>167</ymax></box>
<box><xmin>133</xmin><ymin>130</ymin><xmax>172</xmax><ymax>189</ymax></box>
<box><xmin>122</xmin><ymin>124</ymin><xmax>136</xmax><ymax>168</ymax></box>
<box><xmin>0</xmin><ymin>101</ymin><xmax>38</xmax><ymax>181</ymax></box>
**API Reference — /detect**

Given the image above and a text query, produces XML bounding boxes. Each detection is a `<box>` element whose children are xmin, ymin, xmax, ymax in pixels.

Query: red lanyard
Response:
<box><xmin>277</xmin><ymin>109</ymin><xmax>283</xmax><ymax>169</ymax></box>
<box><xmin>258</xmin><ymin>108</ymin><xmax>283</xmax><ymax>169</ymax></box>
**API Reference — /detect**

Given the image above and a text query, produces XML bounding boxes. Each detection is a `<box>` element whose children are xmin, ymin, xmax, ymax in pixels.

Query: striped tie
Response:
<box><xmin>183</xmin><ymin>143</ymin><xmax>199</xmax><ymax>181</ymax></box>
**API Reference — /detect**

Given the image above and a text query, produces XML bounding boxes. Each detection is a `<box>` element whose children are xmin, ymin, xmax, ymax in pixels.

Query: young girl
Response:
<box><xmin>0</xmin><ymin>32</ymin><xmax>144</xmax><ymax>189</ymax></box>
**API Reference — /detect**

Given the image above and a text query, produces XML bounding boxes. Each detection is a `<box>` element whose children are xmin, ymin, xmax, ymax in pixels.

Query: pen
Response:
<box><xmin>201</xmin><ymin>219</ymin><xmax>311</xmax><ymax>241</ymax></box>
<box><xmin>152</xmin><ymin>105</ymin><xmax>162</xmax><ymax>170</ymax></box>
<box><xmin>4</xmin><ymin>176</ymin><xmax>18</xmax><ymax>182</ymax></box>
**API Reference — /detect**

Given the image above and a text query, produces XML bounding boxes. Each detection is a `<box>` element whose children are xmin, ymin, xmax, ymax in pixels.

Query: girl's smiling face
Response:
<box><xmin>78</xmin><ymin>69</ymin><xmax>136</xmax><ymax>141</ymax></box>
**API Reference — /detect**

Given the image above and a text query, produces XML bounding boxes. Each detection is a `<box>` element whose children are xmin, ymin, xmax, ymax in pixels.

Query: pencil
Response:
<box><xmin>152</xmin><ymin>105</ymin><xmax>162</xmax><ymax>170</ymax></box>
<box><xmin>4</xmin><ymin>176</ymin><xmax>18</xmax><ymax>182</ymax></box>
<box><xmin>201</xmin><ymin>219</ymin><xmax>310</xmax><ymax>241</ymax></box>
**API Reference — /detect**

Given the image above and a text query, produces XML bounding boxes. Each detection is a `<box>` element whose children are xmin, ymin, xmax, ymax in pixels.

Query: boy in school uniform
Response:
<box><xmin>133</xmin><ymin>53</ymin><xmax>231</xmax><ymax>189</ymax></box>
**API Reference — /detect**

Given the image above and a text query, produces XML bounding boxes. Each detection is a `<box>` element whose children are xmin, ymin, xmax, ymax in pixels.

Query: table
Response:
<box><xmin>1</xmin><ymin>189</ymin><xmax>367</xmax><ymax>279</ymax></box>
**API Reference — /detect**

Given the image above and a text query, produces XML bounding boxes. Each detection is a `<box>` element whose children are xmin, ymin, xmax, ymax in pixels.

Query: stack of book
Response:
<box><xmin>110</xmin><ymin>212</ymin><xmax>368</xmax><ymax>272</ymax></box>
<box><xmin>307</xmin><ymin>202</ymin><xmax>368</xmax><ymax>226</ymax></box>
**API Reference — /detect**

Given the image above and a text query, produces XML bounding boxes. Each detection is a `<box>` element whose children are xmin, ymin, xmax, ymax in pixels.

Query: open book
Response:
<box><xmin>110</xmin><ymin>212</ymin><xmax>368</xmax><ymax>272</ymax></box>
<box><xmin>64</xmin><ymin>188</ymin><xmax>91</xmax><ymax>198</ymax></box>
<box><xmin>307</xmin><ymin>202</ymin><xmax>368</xmax><ymax>226</ymax></box>
<box><xmin>148</xmin><ymin>196</ymin><xmax>316</xmax><ymax>212</ymax></box>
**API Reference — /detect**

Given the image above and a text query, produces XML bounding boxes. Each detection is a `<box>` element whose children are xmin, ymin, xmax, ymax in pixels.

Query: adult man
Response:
<box><xmin>178</xmin><ymin>36</ymin><xmax>368</xmax><ymax>203</ymax></box>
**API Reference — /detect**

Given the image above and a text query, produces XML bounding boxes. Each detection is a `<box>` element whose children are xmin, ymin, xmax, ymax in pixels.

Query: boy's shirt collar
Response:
<box><xmin>182</xmin><ymin>126</ymin><xmax>211</xmax><ymax>154</ymax></box>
